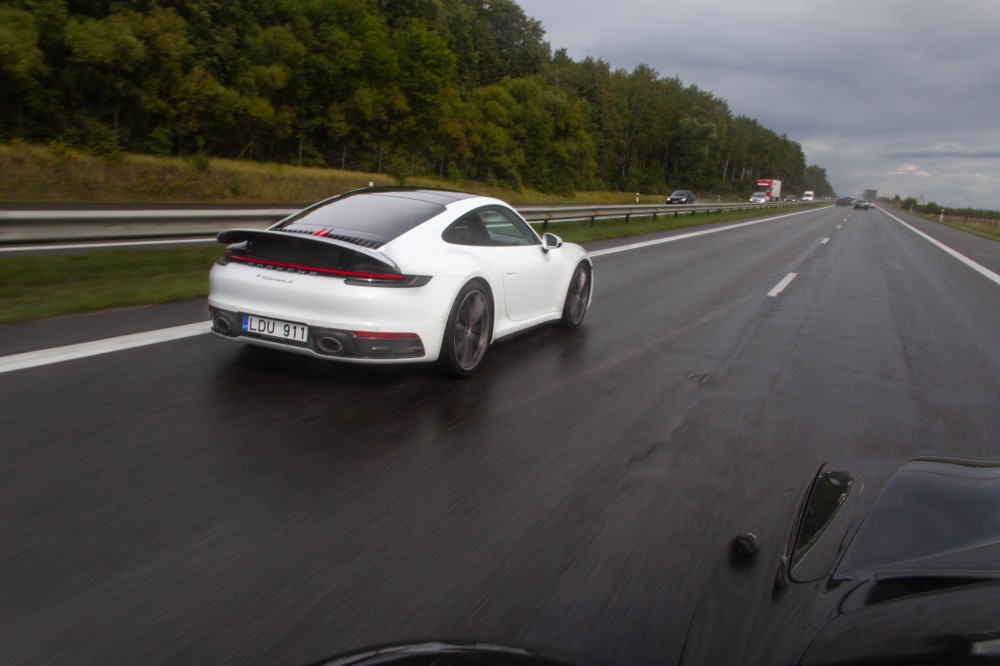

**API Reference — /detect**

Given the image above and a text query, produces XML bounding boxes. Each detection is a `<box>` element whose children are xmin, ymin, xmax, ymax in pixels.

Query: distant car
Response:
<box><xmin>667</xmin><ymin>190</ymin><xmax>696</xmax><ymax>204</ymax></box>
<box><xmin>801</xmin><ymin>191</ymin><xmax>815</xmax><ymax>202</ymax></box>
<box><xmin>208</xmin><ymin>188</ymin><xmax>593</xmax><ymax>377</ymax></box>
<box><xmin>836</xmin><ymin>197</ymin><xmax>853</xmax><ymax>206</ymax></box>
<box><xmin>784</xmin><ymin>195</ymin><xmax>797</xmax><ymax>202</ymax></box>
<box><xmin>749</xmin><ymin>192</ymin><xmax>769</xmax><ymax>204</ymax></box>
<box><xmin>853</xmin><ymin>199</ymin><xmax>870</xmax><ymax>210</ymax></box>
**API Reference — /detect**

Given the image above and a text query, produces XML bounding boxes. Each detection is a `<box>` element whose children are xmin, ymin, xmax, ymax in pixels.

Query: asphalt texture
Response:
<box><xmin>1</xmin><ymin>205</ymin><xmax>999</xmax><ymax>665</ymax></box>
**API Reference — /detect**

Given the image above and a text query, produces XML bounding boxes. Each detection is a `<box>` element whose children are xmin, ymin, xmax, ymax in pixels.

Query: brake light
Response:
<box><xmin>223</xmin><ymin>252</ymin><xmax>404</xmax><ymax>280</ymax></box>
<box><xmin>352</xmin><ymin>331</ymin><xmax>420</xmax><ymax>339</ymax></box>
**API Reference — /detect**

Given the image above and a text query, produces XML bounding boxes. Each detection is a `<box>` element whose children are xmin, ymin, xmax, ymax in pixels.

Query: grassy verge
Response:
<box><xmin>0</xmin><ymin>247</ymin><xmax>221</xmax><ymax>324</ymax></box>
<box><xmin>0</xmin><ymin>142</ymin><xmax>666</xmax><ymax>206</ymax></box>
<box><xmin>0</xmin><ymin>207</ymin><xmax>803</xmax><ymax>324</ymax></box>
<box><xmin>926</xmin><ymin>216</ymin><xmax>1000</xmax><ymax>243</ymax></box>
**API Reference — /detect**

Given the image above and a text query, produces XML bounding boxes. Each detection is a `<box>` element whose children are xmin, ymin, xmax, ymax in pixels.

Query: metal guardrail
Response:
<box><xmin>516</xmin><ymin>202</ymin><xmax>794</xmax><ymax>230</ymax></box>
<box><xmin>0</xmin><ymin>201</ymin><xmax>798</xmax><ymax>244</ymax></box>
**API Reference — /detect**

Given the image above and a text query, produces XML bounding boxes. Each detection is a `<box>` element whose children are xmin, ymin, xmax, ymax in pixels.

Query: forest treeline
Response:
<box><xmin>1</xmin><ymin>0</ymin><xmax>835</xmax><ymax>196</ymax></box>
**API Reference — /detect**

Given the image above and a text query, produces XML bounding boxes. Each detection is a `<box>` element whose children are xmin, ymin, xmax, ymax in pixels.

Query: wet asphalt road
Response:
<box><xmin>1</xmin><ymin>206</ymin><xmax>999</xmax><ymax>665</ymax></box>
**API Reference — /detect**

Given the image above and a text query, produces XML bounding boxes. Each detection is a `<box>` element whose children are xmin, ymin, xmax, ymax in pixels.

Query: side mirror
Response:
<box><xmin>542</xmin><ymin>232</ymin><xmax>563</xmax><ymax>253</ymax></box>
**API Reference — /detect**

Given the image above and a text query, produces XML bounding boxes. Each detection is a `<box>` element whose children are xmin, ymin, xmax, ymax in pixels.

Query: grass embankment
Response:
<box><xmin>0</xmin><ymin>247</ymin><xmax>222</xmax><ymax>324</ymax></box>
<box><xmin>910</xmin><ymin>213</ymin><xmax>1000</xmax><ymax>244</ymax></box>
<box><xmin>0</xmin><ymin>142</ymin><xmax>656</xmax><ymax>206</ymax></box>
<box><xmin>0</xmin><ymin>142</ymin><xmax>785</xmax><ymax>324</ymax></box>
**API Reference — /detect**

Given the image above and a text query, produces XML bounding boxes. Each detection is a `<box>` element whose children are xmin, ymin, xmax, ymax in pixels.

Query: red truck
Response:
<box><xmin>755</xmin><ymin>179</ymin><xmax>783</xmax><ymax>202</ymax></box>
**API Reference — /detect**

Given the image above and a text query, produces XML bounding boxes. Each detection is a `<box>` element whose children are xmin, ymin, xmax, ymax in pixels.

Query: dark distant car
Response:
<box><xmin>784</xmin><ymin>195</ymin><xmax>797</xmax><ymax>202</ymax></box>
<box><xmin>836</xmin><ymin>197</ymin><xmax>853</xmax><ymax>206</ymax></box>
<box><xmin>854</xmin><ymin>199</ymin><xmax>870</xmax><ymax>210</ymax></box>
<box><xmin>667</xmin><ymin>190</ymin><xmax>696</xmax><ymax>204</ymax></box>
<box><xmin>681</xmin><ymin>457</ymin><xmax>1000</xmax><ymax>665</ymax></box>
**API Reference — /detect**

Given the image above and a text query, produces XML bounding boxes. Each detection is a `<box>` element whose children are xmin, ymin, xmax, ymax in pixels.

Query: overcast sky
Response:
<box><xmin>516</xmin><ymin>0</ymin><xmax>1000</xmax><ymax>209</ymax></box>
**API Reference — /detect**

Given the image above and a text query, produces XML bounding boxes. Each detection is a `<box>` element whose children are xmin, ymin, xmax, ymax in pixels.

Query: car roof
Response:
<box><xmin>272</xmin><ymin>188</ymin><xmax>481</xmax><ymax>247</ymax></box>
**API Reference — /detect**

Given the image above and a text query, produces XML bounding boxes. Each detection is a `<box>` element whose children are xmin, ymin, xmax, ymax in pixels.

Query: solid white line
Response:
<box><xmin>589</xmin><ymin>208</ymin><xmax>821</xmax><ymax>257</ymax></box>
<box><xmin>821</xmin><ymin>237</ymin><xmax>831</xmax><ymax>245</ymax></box>
<box><xmin>0</xmin><ymin>322</ymin><xmax>211</xmax><ymax>375</ymax></box>
<box><xmin>883</xmin><ymin>210</ymin><xmax>1000</xmax><ymax>288</ymax></box>
<box><xmin>836</xmin><ymin>225</ymin><xmax>842</xmax><ymax>229</ymax></box>
<box><xmin>767</xmin><ymin>273</ymin><xmax>798</xmax><ymax>298</ymax></box>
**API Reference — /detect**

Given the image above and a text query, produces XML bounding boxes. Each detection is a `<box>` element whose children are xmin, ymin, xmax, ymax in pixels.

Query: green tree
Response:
<box><xmin>0</xmin><ymin>8</ymin><xmax>48</xmax><ymax>137</ymax></box>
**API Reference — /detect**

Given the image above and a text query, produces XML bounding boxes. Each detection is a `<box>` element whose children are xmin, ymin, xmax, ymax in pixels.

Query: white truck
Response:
<box><xmin>756</xmin><ymin>179</ymin><xmax>782</xmax><ymax>202</ymax></box>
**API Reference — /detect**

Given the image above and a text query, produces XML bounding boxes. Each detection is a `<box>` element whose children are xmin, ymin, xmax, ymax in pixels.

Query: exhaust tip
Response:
<box><xmin>213</xmin><ymin>313</ymin><xmax>234</xmax><ymax>335</ymax></box>
<box><xmin>317</xmin><ymin>336</ymin><xmax>344</xmax><ymax>355</ymax></box>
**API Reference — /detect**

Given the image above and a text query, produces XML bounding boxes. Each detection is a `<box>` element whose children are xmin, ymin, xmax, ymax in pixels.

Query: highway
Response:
<box><xmin>1</xmin><ymin>205</ymin><xmax>999</xmax><ymax>664</ymax></box>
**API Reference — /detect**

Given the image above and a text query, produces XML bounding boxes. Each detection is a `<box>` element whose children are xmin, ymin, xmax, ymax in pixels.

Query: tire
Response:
<box><xmin>439</xmin><ymin>281</ymin><xmax>492</xmax><ymax>378</ymax></box>
<box><xmin>559</xmin><ymin>262</ymin><xmax>591</xmax><ymax>330</ymax></box>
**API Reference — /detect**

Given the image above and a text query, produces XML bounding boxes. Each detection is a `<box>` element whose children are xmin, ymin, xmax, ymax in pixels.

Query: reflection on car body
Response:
<box><xmin>208</xmin><ymin>188</ymin><xmax>593</xmax><ymax>377</ymax></box>
<box><xmin>681</xmin><ymin>457</ymin><xmax>1000</xmax><ymax>665</ymax></box>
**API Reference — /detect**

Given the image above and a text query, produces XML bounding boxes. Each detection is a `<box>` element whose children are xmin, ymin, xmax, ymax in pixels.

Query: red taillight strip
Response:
<box><xmin>352</xmin><ymin>331</ymin><xmax>420</xmax><ymax>339</ymax></box>
<box><xmin>224</xmin><ymin>252</ymin><xmax>404</xmax><ymax>280</ymax></box>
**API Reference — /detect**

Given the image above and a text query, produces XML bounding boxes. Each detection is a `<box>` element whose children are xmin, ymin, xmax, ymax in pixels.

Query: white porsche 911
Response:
<box><xmin>208</xmin><ymin>188</ymin><xmax>593</xmax><ymax>376</ymax></box>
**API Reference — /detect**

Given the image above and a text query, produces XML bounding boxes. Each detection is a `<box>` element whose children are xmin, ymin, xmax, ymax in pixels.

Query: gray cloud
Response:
<box><xmin>518</xmin><ymin>0</ymin><xmax>1000</xmax><ymax>208</ymax></box>
<box><xmin>888</xmin><ymin>150</ymin><xmax>1000</xmax><ymax>159</ymax></box>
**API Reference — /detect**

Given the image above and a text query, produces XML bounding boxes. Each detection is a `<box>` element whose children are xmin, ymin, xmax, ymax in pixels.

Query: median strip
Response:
<box><xmin>0</xmin><ymin>207</ymin><xmax>825</xmax><ymax>373</ymax></box>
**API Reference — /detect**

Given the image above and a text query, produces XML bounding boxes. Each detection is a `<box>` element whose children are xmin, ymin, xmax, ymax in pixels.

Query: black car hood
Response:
<box><xmin>835</xmin><ymin>458</ymin><xmax>1000</xmax><ymax>580</ymax></box>
<box><xmin>681</xmin><ymin>457</ymin><xmax>1000</xmax><ymax>666</ymax></box>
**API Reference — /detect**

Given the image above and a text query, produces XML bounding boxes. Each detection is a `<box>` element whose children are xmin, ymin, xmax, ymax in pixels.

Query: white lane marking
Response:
<box><xmin>884</xmin><ymin>210</ymin><xmax>1000</xmax><ymax>288</ymax></box>
<box><xmin>836</xmin><ymin>225</ymin><xmax>842</xmax><ymax>229</ymax></box>
<box><xmin>768</xmin><ymin>273</ymin><xmax>798</xmax><ymax>298</ymax></box>
<box><xmin>0</xmin><ymin>322</ymin><xmax>211</xmax><ymax>375</ymax></box>
<box><xmin>821</xmin><ymin>237</ymin><xmax>831</xmax><ymax>245</ymax></box>
<box><xmin>589</xmin><ymin>208</ymin><xmax>821</xmax><ymax>257</ymax></box>
<box><xmin>1</xmin><ymin>208</ymin><xmax>827</xmax><ymax>373</ymax></box>
<box><xmin>0</xmin><ymin>238</ymin><xmax>214</xmax><ymax>254</ymax></box>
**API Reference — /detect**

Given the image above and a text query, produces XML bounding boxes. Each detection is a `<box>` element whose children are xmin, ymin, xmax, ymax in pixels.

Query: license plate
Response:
<box><xmin>242</xmin><ymin>314</ymin><xmax>309</xmax><ymax>342</ymax></box>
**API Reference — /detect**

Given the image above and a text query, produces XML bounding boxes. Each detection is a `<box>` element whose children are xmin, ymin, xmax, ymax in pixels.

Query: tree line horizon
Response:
<box><xmin>1</xmin><ymin>0</ymin><xmax>836</xmax><ymax>197</ymax></box>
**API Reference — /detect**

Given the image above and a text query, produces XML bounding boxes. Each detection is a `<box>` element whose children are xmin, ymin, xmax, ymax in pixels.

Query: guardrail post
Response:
<box><xmin>542</xmin><ymin>219</ymin><xmax>549</xmax><ymax>231</ymax></box>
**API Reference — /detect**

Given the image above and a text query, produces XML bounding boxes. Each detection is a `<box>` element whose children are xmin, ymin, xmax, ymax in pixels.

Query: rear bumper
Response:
<box><xmin>209</xmin><ymin>307</ymin><xmax>426</xmax><ymax>361</ymax></box>
<box><xmin>208</xmin><ymin>261</ymin><xmax>464</xmax><ymax>363</ymax></box>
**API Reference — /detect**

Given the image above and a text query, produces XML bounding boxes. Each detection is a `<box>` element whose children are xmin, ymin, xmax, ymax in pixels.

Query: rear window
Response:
<box><xmin>274</xmin><ymin>192</ymin><xmax>447</xmax><ymax>245</ymax></box>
